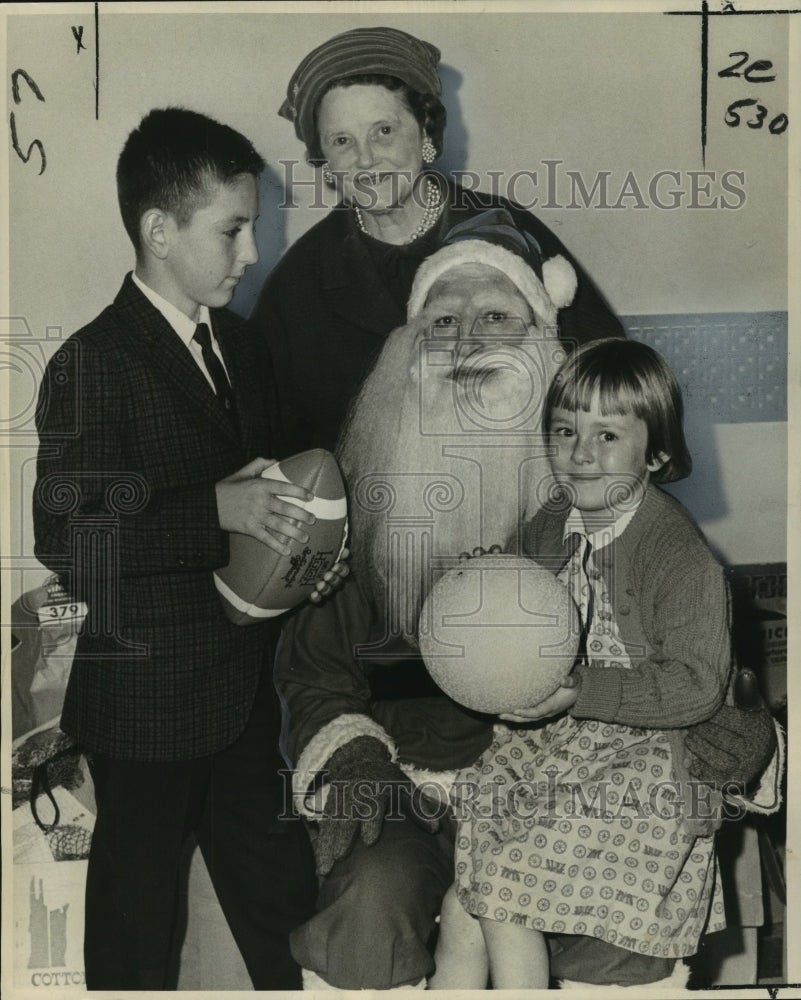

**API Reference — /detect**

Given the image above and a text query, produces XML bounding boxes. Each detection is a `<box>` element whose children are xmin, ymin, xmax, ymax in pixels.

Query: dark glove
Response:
<box><xmin>685</xmin><ymin>669</ymin><xmax>777</xmax><ymax>788</ymax></box>
<box><xmin>314</xmin><ymin>735</ymin><xmax>440</xmax><ymax>877</ymax></box>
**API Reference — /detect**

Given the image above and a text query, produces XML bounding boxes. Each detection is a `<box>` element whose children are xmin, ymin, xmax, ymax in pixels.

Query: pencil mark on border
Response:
<box><xmin>94</xmin><ymin>2</ymin><xmax>100</xmax><ymax>120</ymax></box>
<box><xmin>664</xmin><ymin>2</ymin><xmax>800</xmax><ymax>164</ymax></box>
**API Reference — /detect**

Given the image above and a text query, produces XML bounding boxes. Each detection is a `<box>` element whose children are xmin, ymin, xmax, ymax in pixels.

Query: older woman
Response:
<box><xmin>252</xmin><ymin>26</ymin><xmax>623</xmax><ymax>454</ymax></box>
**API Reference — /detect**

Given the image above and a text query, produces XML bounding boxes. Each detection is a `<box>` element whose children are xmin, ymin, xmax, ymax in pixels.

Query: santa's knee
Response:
<box><xmin>293</xmin><ymin>819</ymin><xmax>451</xmax><ymax>989</ymax></box>
<box><xmin>549</xmin><ymin>933</ymin><xmax>684</xmax><ymax>989</ymax></box>
<box><xmin>559</xmin><ymin>961</ymin><xmax>688</xmax><ymax>989</ymax></box>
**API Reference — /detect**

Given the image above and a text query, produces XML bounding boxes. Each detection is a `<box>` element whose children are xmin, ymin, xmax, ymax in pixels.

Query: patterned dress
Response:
<box><xmin>451</xmin><ymin>512</ymin><xmax>726</xmax><ymax>959</ymax></box>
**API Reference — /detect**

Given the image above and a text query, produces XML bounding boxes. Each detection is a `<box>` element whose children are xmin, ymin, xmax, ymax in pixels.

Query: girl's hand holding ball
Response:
<box><xmin>499</xmin><ymin>672</ymin><xmax>581</xmax><ymax>723</ymax></box>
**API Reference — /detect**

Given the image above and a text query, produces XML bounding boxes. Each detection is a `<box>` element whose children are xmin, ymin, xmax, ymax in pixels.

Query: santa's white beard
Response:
<box><xmin>338</xmin><ymin>314</ymin><xmax>564</xmax><ymax>642</ymax></box>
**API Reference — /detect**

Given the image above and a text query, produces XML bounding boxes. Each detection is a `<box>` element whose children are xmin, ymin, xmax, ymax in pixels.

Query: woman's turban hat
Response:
<box><xmin>279</xmin><ymin>26</ymin><xmax>441</xmax><ymax>148</ymax></box>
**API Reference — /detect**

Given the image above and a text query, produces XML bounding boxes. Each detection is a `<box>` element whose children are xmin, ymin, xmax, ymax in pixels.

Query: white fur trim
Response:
<box><xmin>302</xmin><ymin>968</ymin><xmax>426</xmax><ymax>990</ymax></box>
<box><xmin>726</xmin><ymin>718</ymin><xmax>785</xmax><ymax>815</ymax></box>
<box><xmin>543</xmin><ymin>254</ymin><xmax>579</xmax><ymax>310</ymax></box>
<box><xmin>398</xmin><ymin>763</ymin><xmax>457</xmax><ymax>804</ymax></box>
<box><xmin>302</xmin><ymin>968</ymin><xmax>334</xmax><ymax>990</ymax></box>
<box><xmin>293</xmin><ymin>713</ymin><xmax>397</xmax><ymax>818</ymax></box>
<box><xmin>406</xmin><ymin>240</ymin><xmax>576</xmax><ymax>329</ymax></box>
<box><xmin>559</xmin><ymin>960</ymin><xmax>690</xmax><ymax>990</ymax></box>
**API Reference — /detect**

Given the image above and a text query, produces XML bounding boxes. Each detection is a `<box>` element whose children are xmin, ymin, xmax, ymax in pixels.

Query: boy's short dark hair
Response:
<box><xmin>117</xmin><ymin>107</ymin><xmax>265</xmax><ymax>252</ymax></box>
<box><xmin>543</xmin><ymin>338</ymin><xmax>693</xmax><ymax>483</ymax></box>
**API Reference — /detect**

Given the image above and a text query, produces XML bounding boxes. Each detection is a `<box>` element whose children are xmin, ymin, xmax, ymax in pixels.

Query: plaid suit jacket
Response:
<box><xmin>33</xmin><ymin>274</ymin><xmax>284</xmax><ymax>761</ymax></box>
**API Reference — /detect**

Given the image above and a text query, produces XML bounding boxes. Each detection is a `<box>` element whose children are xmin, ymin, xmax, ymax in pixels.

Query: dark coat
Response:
<box><xmin>33</xmin><ymin>275</ymin><xmax>282</xmax><ymax>761</ymax></box>
<box><xmin>275</xmin><ymin>572</ymin><xmax>495</xmax><ymax>786</ymax></box>
<box><xmin>252</xmin><ymin>182</ymin><xmax>623</xmax><ymax>454</ymax></box>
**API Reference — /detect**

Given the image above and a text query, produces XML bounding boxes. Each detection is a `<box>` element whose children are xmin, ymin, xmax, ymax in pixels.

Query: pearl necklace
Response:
<box><xmin>353</xmin><ymin>177</ymin><xmax>443</xmax><ymax>245</ymax></box>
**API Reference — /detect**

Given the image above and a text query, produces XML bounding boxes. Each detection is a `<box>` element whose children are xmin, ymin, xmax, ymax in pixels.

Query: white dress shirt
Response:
<box><xmin>131</xmin><ymin>271</ymin><xmax>230</xmax><ymax>392</ymax></box>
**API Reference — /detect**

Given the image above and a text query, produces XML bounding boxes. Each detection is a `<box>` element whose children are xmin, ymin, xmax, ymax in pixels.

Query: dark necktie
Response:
<box><xmin>571</xmin><ymin>532</ymin><xmax>595</xmax><ymax>665</ymax></box>
<box><xmin>580</xmin><ymin>534</ymin><xmax>595</xmax><ymax>638</ymax></box>
<box><xmin>193</xmin><ymin>323</ymin><xmax>237</xmax><ymax>426</ymax></box>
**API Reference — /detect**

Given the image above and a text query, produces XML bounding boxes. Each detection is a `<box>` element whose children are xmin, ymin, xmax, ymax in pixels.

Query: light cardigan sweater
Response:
<box><xmin>523</xmin><ymin>485</ymin><xmax>733</xmax><ymax>731</ymax></box>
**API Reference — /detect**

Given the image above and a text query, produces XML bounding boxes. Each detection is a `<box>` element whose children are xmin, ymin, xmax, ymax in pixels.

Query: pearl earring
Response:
<box><xmin>421</xmin><ymin>138</ymin><xmax>437</xmax><ymax>164</ymax></box>
<box><xmin>322</xmin><ymin>163</ymin><xmax>335</xmax><ymax>185</ymax></box>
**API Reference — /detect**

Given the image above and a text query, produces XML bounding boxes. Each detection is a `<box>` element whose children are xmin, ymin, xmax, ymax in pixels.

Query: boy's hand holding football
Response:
<box><xmin>216</xmin><ymin>456</ymin><xmax>316</xmax><ymax>555</ymax></box>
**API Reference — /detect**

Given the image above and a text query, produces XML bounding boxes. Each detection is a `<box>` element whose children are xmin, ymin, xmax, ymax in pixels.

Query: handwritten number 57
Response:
<box><xmin>9</xmin><ymin>68</ymin><xmax>46</xmax><ymax>175</ymax></box>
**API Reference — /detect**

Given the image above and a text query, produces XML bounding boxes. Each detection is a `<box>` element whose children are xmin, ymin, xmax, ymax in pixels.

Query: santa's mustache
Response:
<box><xmin>337</xmin><ymin>312</ymin><xmax>564</xmax><ymax>642</ymax></box>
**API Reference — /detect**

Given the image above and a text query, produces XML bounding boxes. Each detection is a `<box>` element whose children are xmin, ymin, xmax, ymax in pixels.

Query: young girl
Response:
<box><xmin>431</xmin><ymin>338</ymin><xmax>730</xmax><ymax>989</ymax></box>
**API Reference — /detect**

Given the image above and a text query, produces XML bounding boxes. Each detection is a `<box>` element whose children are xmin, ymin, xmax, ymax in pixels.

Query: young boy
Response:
<box><xmin>32</xmin><ymin>108</ymin><xmax>319</xmax><ymax>990</ymax></box>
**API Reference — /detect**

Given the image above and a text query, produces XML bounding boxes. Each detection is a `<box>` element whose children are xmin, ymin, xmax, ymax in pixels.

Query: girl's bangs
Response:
<box><xmin>552</xmin><ymin>366</ymin><xmax>640</xmax><ymax>418</ymax></box>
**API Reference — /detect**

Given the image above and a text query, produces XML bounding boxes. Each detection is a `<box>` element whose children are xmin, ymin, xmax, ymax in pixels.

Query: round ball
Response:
<box><xmin>419</xmin><ymin>554</ymin><xmax>580</xmax><ymax>714</ymax></box>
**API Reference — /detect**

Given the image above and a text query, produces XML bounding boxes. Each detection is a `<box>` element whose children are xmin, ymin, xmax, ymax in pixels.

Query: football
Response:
<box><xmin>418</xmin><ymin>554</ymin><xmax>580</xmax><ymax>714</ymax></box>
<box><xmin>214</xmin><ymin>449</ymin><xmax>348</xmax><ymax>625</ymax></box>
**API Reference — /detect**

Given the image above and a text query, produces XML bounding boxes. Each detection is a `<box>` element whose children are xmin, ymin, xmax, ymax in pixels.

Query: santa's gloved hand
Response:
<box><xmin>314</xmin><ymin>735</ymin><xmax>440</xmax><ymax>877</ymax></box>
<box><xmin>685</xmin><ymin>669</ymin><xmax>777</xmax><ymax>789</ymax></box>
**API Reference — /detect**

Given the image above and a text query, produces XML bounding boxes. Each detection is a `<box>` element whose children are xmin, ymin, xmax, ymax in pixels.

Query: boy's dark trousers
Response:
<box><xmin>83</xmin><ymin>666</ymin><xmax>317</xmax><ymax>990</ymax></box>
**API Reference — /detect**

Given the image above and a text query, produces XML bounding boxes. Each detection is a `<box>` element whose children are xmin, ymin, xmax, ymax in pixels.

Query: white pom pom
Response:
<box><xmin>542</xmin><ymin>255</ymin><xmax>578</xmax><ymax>310</ymax></box>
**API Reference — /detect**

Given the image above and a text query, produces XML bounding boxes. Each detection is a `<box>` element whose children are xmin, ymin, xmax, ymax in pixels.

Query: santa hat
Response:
<box><xmin>407</xmin><ymin>209</ymin><xmax>577</xmax><ymax>330</ymax></box>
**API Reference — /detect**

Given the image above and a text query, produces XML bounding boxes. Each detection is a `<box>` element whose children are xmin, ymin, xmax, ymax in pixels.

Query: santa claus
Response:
<box><xmin>274</xmin><ymin>211</ymin><xmax>778</xmax><ymax>991</ymax></box>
